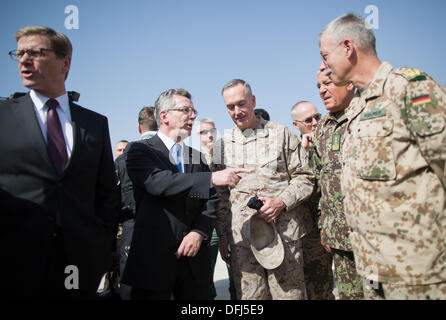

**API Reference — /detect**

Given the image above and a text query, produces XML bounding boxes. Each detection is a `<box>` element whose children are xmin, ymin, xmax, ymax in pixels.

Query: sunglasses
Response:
<box><xmin>294</xmin><ymin>113</ymin><xmax>321</xmax><ymax>124</ymax></box>
<box><xmin>199</xmin><ymin>128</ymin><xmax>217</xmax><ymax>135</ymax></box>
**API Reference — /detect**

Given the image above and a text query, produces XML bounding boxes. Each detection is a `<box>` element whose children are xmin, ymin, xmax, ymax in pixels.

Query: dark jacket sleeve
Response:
<box><xmin>126</xmin><ymin>141</ymin><xmax>212</xmax><ymax>199</ymax></box>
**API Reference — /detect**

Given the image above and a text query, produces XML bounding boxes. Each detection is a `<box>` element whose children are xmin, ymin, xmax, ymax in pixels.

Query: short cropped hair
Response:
<box><xmin>319</xmin><ymin>13</ymin><xmax>376</xmax><ymax>54</ymax></box>
<box><xmin>291</xmin><ymin>101</ymin><xmax>311</xmax><ymax>119</ymax></box>
<box><xmin>221</xmin><ymin>79</ymin><xmax>252</xmax><ymax>96</ymax></box>
<box><xmin>197</xmin><ymin>117</ymin><xmax>215</xmax><ymax>126</ymax></box>
<box><xmin>154</xmin><ymin>88</ymin><xmax>192</xmax><ymax>126</ymax></box>
<box><xmin>138</xmin><ymin>106</ymin><xmax>158</xmax><ymax>132</ymax></box>
<box><xmin>14</xmin><ymin>26</ymin><xmax>72</xmax><ymax>58</ymax></box>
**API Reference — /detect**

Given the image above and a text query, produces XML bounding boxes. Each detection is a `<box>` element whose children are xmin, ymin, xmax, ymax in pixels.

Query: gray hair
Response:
<box><xmin>319</xmin><ymin>13</ymin><xmax>376</xmax><ymax>54</ymax></box>
<box><xmin>154</xmin><ymin>88</ymin><xmax>192</xmax><ymax>126</ymax></box>
<box><xmin>221</xmin><ymin>79</ymin><xmax>252</xmax><ymax>96</ymax></box>
<box><xmin>291</xmin><ymin>101</ymin><xmax>312</xmax><ymax>119</ymax></box>
<box><xmin>197</xmin><ymin>117</ymin><xmax>215</xmax><ymax>126</ymax></box>
<box><xmin>196</xmin><ymin>117</ymin><xmax>215</xmax><ymax>133</ymax></box>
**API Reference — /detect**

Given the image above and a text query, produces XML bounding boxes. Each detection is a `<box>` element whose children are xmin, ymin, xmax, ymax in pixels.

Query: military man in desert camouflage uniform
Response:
<box><xmin>319</xmin><ymin>13</ymin><xmax>446</xmax><ymax>299</ymax></box>
<box><xmin>313</xmin><ymin>69</ymin><xmax>363</xmax><ymax>299</ymax></box>
<box><xmin>291</xmin><ymin>101</ymin><xmax>334</xmax><ymax>300</ymax></box>
<box><xmin>213</xmin><ymin>79</ymin><xmax>314</xmax><ymax>300</ymax></box>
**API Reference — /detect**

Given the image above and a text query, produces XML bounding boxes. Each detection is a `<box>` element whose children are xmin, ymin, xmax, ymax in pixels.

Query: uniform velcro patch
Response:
<box><xmin>412</xmin><ymin>95</ymin><xmax>431</xmax><ymax>107</ymax></box>
<box><xmin>360</xmin><ymin>108</ymin><xmax>386</xmax><ymax>120</ymax></box>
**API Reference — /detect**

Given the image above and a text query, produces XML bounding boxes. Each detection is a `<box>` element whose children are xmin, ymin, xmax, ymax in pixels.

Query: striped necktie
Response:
<box><xmin>171</xmin><ymin>143</ymin><xmax>183</xmax><ymax>173</ymax></box>
<box><xmin>46</xmin><ymin>98</ymin><xmax>68</xmax><ymax>175</ymax></box>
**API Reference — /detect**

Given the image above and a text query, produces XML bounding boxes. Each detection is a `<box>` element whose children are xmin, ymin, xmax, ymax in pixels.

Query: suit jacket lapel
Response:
<box><xmin>150</xmin><ymin>135</ymin><xmax>179</xmax><ymax>172</ymax></box>
<box><xmin>66</xmin><ymin>101</ymin><xmax>86</xmax><ymax>173</ymax></box>
<box><xmin>11</xmin><ymin>94</ymin><xmax>55</xmax><ymax>173</ymax></box>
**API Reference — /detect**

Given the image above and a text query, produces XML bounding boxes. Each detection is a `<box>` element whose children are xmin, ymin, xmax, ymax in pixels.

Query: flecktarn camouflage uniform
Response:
<box><xmin>213</xmin><ymin>118</ymin><xmax>314</xmax><ymax>300</ymax></box>
<box><xmin>312</xmin><ymin>111</ymin><xmax>363</xmax><ymax>300</ymax></box>
<box><xmin>342</xmin><ymin>62</ymin><xmax>446</xmax><ymax>300</ymax></box>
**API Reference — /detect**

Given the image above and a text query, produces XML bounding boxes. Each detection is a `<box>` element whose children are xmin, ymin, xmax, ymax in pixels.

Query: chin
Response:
<box><xmin>236</xmin><ymin>119</ymin><xmax>249</xmax><ymax>129</ymax></box>
<box><xmin>22</xmin><ymin>80</ymin><xmax>36</xmax><ymax>88</ymax></box>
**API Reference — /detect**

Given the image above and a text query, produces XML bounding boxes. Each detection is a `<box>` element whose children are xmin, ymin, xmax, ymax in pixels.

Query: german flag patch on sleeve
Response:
<box><xmin>412</xmin><ymin>95</ymin><xmax>431</xmax><ymax>107</ymax></box>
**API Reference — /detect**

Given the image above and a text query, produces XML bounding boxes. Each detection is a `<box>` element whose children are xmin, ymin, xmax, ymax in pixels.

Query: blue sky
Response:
<box><xmin>1</xmin><ymin>0</ymin><xmax>446</xmax><ymax>151</ymax></box>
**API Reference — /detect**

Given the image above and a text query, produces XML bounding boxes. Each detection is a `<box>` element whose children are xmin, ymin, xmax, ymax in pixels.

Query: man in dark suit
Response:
<box><xmin>122</xmin><ymin>88</ymin><xmax>248</xmax><ymax>300</ymax></box>
<box><xmin>0</xmin><ymin>26</ymin><xmax>119</xmax><ymax>299</ymax></box>
<box><xmin>114</xmin><ymin>106</ymin><xmax>158</xmax><ymax>300</ymax></box>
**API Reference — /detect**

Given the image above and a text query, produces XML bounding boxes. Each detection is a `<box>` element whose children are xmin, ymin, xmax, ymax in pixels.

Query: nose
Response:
<box><xmin>319</xmin><ymin>60</ymin><xmax>328</xmax><ymax>71</ymax></box>
<box><xmin>312</xmin><ymin>117</ymin><xmax>319</xmax><ymax>126</ymax></box>
<box><xmin>18</xmin><ymin>51</ymin><xmax>33</xmax><ymax>64</ymax></box>
<box><xmin>234</xmin><ymin>105</ymin><xmax>243</xmax><ymax>116</ymax></box>
<box><xmin>319</xmin><ymin>85</ymin><xmax>326</xmax><ymax>97</ymax></box>
<box><xmin>319</xmin><ymin>61</ymin><xmax>326</xmax><ymax>72</ymax></box>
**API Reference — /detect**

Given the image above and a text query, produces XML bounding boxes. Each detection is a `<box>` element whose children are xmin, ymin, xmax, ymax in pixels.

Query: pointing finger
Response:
<box><xmin>233</xmin><ymin>168</ymin><xmax>251</xmax><ymax>174</ymax></box>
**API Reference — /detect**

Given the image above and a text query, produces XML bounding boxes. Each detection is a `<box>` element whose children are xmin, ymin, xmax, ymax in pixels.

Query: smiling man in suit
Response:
<box><xmin>122</xmin><ymin>88</ymin><xmax>249</xmax><ymax>300</ymax></box>
<box><xmin>0</xmin><ymin>26</ymin><xmax>119</xmax><ymax>299</ymax></box>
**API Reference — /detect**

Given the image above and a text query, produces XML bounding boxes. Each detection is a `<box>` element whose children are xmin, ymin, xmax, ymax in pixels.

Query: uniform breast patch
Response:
<box><xmin>360</xmin><ymin>108</ymin><xmax>386</xmax><ymax>120</ymax></box>
<box><xmin>331</xmin><ymin>134</ymin><xmax>341</xmax><ymax>151</ymax></box>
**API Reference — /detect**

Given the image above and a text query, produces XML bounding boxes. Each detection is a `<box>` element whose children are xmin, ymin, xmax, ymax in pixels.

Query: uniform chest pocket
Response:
<box><xmin>411</xmin><ymin>115</ymin><xmax>446</xmax><ymax>169</ymax></box>
<box><xmin>355</xmin><ymin>118</ymin><xmax>396</xmax><ymax>180</ymax></box>
<box><xmin>258</xmin><ymin>151</ymin><xmax>287</xmax><ymax>173</ymax></box>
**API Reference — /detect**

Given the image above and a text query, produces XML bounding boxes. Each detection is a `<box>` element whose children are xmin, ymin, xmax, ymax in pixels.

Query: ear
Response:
<box><xmin>137</xmin><ymin>123</ymin><xmax>143</xmax><ymax>135</ymax></box>
<box><xmin>343</xmin><ymin>39</ymin><xmax>355</xmax><ymax>59</ymax></box>
<box><xmin>62</xmin><ymin>55</ymin><xmax>71</xmax><ymax>77</ymax></box>
<box><xmin>292</xmin><ymin>120</ymin><xmax>299</xmax><ymax>131</ymax></box>
<box><xmin>159</xmin><ymin>110</ymin><xmax>169</xmax><ymax>125</ymax></box>
<box><xmin>252</xmin><ymin>94</ymin><xmax>256</xmax><ymax>108</ymax></box>
<box><xmin>346</xmin><ymin>82</ymin><xmax>355</xmax><ymax>92</ymax></box>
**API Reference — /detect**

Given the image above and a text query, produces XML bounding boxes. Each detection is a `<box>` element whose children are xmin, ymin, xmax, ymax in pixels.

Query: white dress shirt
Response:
<box><xmin>157</xmin><ymin>131</ymin><xmax>184</xmax><ymax>172</ymax></box>
<box><xmin>29</xmin><ymin>90</ymin><xmax>73</xmax><ymax>158</ymax></box>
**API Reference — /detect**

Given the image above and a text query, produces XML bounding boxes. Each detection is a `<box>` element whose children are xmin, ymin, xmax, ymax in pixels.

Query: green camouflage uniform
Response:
<box><xmin>213</xmin><ymin>118</ymin><xmax>314</xmax><ymax>300</ymax></box>
<box><xmin>342</xmin><ymin>62</ymin><xmax>446</xmax><ymax>300</ymax></box>
<box><xmin>302</xmin><ymin>143</ymin><xmax>334</xmax><ymax>300</ymax></box>
<box><xmin>312</xmin><ymin>111</ymin><xmax>363</xmax><ymax>299</ymax></box>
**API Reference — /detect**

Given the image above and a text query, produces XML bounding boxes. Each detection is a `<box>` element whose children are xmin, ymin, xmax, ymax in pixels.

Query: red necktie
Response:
<box><xmin>46</xmin><ymin>98</ymin><xmax>68</xmax><ymax>175</ymax></box>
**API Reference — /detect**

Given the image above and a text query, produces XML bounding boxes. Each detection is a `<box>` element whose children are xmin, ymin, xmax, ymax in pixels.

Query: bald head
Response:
<box><xmin>291</xmin><ymin>101</ymin><xmax>320</xmax><ymax>134</ymax></box>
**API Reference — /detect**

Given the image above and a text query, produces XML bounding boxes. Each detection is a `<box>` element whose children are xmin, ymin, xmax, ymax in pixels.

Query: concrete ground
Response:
<box><xmin>213</xmin><ymin>255</ymin><xmax>339</xmax><ymax>300</ymax></box>
<box><xmin>214</xmin><ymin>253</ymin><xmax>230</xmax><ymax>300</ymax></box>
<box><xmin>213</xmin><ymin>253</ymin><xmax>231</xmax><ymax>300</ymax></box>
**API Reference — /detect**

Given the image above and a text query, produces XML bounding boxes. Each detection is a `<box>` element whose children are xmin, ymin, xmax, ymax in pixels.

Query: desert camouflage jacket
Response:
<box><xmin>341</xmin><ymin>61</ymin><xmax>446</xmax><ymax>285</ymax></box>
<box><xmin>212</xmin><ymin>119</ymin><xmax>314</xmax><ymax>247</ymax></box>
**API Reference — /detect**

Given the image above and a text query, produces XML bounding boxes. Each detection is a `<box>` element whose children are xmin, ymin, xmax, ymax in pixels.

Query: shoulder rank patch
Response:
<box><xmin>402</xmin><ymin>68</ymin><xmax>426</xmax><ymax>81</ymax></box>
<box><xmin>412</xmin><ymin>95</ymin><xmax>431</xmax><ymax>107</ymax></box>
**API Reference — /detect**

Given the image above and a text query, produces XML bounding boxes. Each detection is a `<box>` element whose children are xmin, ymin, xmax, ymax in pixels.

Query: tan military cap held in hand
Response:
<box><xmin>249</xmin><ymin>214</ymin><xmax>284</xmax><ymax>270</ymax></box>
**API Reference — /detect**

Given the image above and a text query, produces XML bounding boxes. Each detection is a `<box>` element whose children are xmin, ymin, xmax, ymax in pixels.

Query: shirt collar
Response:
<box><xmin>30</xmin><ymin>90</ymin><xmax>70</xmax><ymax>114</ymax></box>
<box><xmin>140</xmin><ymin>130</ymin><xmax>157</xmax><ymax>140</ymax></box>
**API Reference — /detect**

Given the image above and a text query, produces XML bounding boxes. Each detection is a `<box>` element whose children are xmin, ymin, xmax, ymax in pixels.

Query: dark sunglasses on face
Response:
<box><xmin>295</xmin><ymin>113</ymin><xmax>321</xmax><ymax>124</ymax></box>
<box><xmin>199</xmin><ymin>128</ymin><xmax>217</xmax><ymax>135</ymax></box>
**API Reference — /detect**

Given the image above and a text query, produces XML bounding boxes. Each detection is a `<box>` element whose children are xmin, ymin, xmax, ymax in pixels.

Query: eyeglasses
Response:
<box><xmin>166</xmin><ymin>106</ymin><xmax>198</xmax><ymax>116</ymax></box>
<box><xmin>8</xmin><ymin>48</ymin><xmax>61</xmax><ymax>61</ymax></box>
<box><xmin>294</xmin><ymin>113</ymin><xmax>321</xmax><ymax>124</ymax></box>
<box><xmin>199</xmin><ymin>128</ymin><xmax>217</xmax><ymax>135</ymax></box>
